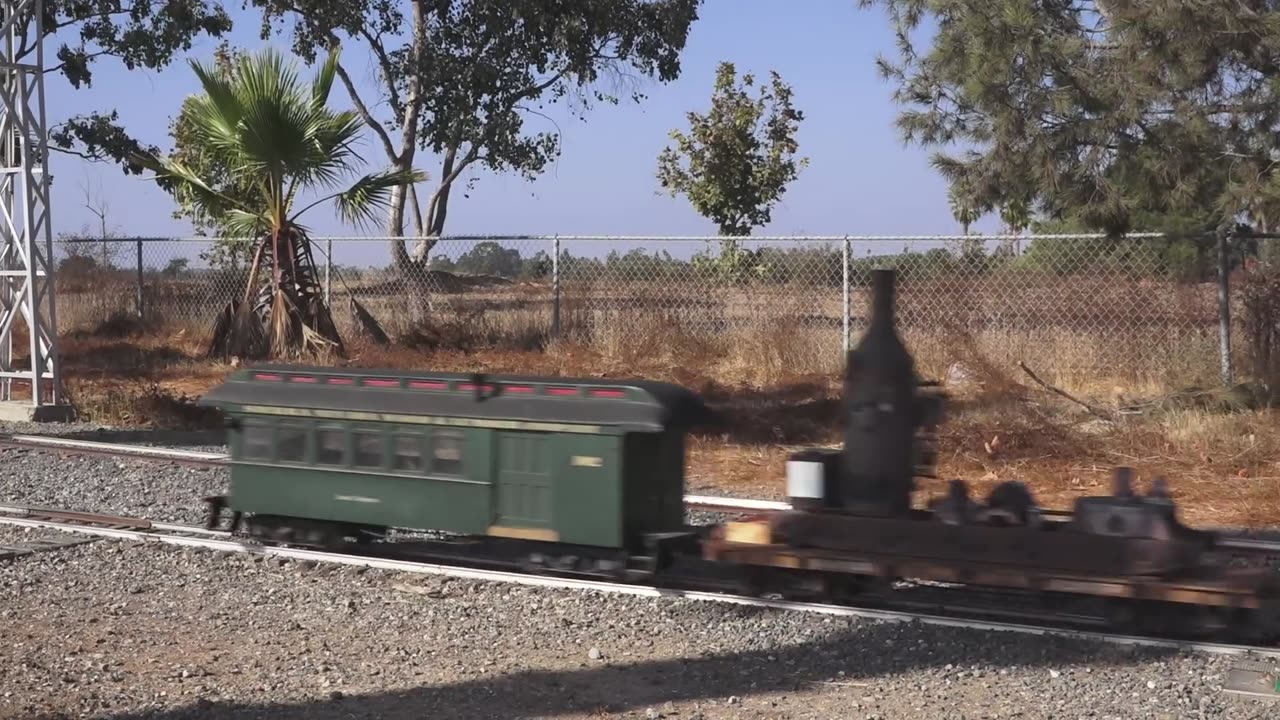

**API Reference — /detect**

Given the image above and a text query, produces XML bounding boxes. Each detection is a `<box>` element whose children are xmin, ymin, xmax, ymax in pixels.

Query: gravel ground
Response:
<box><xmin>0</xmin><ymin>524</ymin><xmax>1275</xmax><ymax>720</ymax></box>
<box><xmin>0</xmin><ymin>445</ymin><xmax>225</xmax><ymax>525</ymax></box>
<box><xmin>0</xmin><ymin>423</ymin><xmax>1278</xmax><ymax>718</ymax></box>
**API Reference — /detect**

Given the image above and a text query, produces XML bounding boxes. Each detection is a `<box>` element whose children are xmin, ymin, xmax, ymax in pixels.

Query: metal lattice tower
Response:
<box><xmin>0</xmin><ymin>0</ymin><xmax>62</xmax><ymax>410</ymax></box>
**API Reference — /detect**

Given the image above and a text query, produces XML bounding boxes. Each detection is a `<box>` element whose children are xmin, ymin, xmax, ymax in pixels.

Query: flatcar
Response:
<box><xmin>200</xmin><ymin>367</ymin><xmax>711</xmax><ymax>575</ymax></box>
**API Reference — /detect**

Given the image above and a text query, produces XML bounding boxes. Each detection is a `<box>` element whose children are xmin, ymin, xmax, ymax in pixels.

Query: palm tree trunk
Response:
<box><xmin>209</xmin><ymin>226</ymin><xmax>346</xmax><ymax>360</ymax></box>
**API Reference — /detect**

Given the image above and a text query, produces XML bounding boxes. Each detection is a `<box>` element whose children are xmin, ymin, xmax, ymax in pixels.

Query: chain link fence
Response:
<box><xmin>51</xmin><ymin>233</ymin><xmax>1239</xmax><ymax>391</ymax></box>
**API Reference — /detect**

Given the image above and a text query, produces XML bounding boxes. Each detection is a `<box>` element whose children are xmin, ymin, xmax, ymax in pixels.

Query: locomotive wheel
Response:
<box><xmin>820</xmin><ymin>573</ymin><xmax>869</xmax><ymax>602</ymax></box>
<box><xmin>1102</xmin><ymin>599</ymin><xmax>1141</xmax><ymax>633</ymax></box>
<box><xmin>1182</xmin><ymin>605</ymin><xmax>1231</xmax><ymax>639</ymax></box>
<box><xmin>776</xmin><ymin>570</ymin><xmax>830</xmax><ymax>602</ymax></box>
<box><xmin>1229</xmin><ymin>605</ymin><xmax>1280</xmax><ymax>645</ymax></box>
<box><xmin>733</xmin><ymin>565</ymin><xmax>777</xmax><ymax>597</ymax></box>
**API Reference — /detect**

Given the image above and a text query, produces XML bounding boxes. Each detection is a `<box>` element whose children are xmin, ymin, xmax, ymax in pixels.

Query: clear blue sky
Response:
<box><xmin>46</xmin><ymin>0</ymin><xmax>995</xmax><ymax>241</ymax></box>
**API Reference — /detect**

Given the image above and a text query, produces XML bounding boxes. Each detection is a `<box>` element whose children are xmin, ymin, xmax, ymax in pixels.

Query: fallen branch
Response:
<box><xmin>1016</xmin><ymin>361</ymin><xmax>1115</xmax><ymax>420</ymax></box>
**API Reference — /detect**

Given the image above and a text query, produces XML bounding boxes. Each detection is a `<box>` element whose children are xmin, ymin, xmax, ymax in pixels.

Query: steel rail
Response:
<box><xmin>2</xmin><ymin>433</ymin><xmax>1277</xmax><ymax>551</ymax></box>
<box><xmin>0</xmin><ymin>505</ymin><xmax>1275</xmax><ymax>660</ymax></box>
<box><xmin>0</xmin><ymin>434</ymin><xmax>793</xmax><ymax>512</ymax></box>
<box><xmin>0</xmin><ymin>434</ymin><xmax>227</xmax><ymax>464</ymax></box>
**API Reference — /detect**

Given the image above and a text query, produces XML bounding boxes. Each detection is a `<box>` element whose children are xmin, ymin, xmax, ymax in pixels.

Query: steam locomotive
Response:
<box><xmin>704</xmin><ymin>270</ymin><xmax>1279</xmax><ymax>642</ymax></box>
<box><xmin>201</xmin><ymin>270</ymin><xmax>1280</xmax><ymax>643</ymax></box>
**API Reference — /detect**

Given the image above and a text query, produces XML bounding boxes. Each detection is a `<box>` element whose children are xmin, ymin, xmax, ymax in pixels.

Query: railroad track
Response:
<box><xmin>0</xmin><ymin>502</ymin><xmax>1278</xmax><ymax>660</ymax></box>
<box><xmin>3</xmin><ymin>433</ymin><xmax>1277</xmax><ymax>552</ymax></box>
<box><xmin>0</xmin><ymin>433</ymin><xmax>786</xmax><ymax>514</ymax></box>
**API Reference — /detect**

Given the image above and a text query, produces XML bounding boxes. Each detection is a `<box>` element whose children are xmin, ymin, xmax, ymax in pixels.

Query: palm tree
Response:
<box><xmin>138</xmin><ymin>47</ymin><xmax>423</xmax><ymax>360</ymax></box>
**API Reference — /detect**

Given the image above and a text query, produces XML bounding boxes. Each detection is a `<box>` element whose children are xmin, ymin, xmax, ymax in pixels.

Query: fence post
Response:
<box><xmin>135</xmin><ymin>238</ymin><xmax>144</xmax><ymax>321</ymax></box>
<box><xmin>841</xmin><ymin>235</ymin><xmax>851</xmax><ymax>355</ymax></box>
<box><xmin>1217</xmin><ymin>230</ymin><xmax>1233</xmax><ymax>385</ymax></box>
<box><xmin>324</xmin><ymin>238</ymin><xmax>332</xmax><ymax>305</ymax></box>
<box><xmin>551</xmin><ymin>235</ymin><xmax>561</xmax><ymax>339</ymax></box>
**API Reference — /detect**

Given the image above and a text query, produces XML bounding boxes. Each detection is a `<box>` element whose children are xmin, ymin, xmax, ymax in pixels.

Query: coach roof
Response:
<box><xmin>197</xmin><ymin>364</ymin><xmax>715</xmax><ymax>432</ymax></box>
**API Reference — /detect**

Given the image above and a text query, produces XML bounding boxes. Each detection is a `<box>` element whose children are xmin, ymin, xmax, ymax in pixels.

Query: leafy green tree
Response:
<box><xmin>248</xmin><ymin>0</ymin><xmax>701</xmax><ymax>273</ymax></box>
<box><xmin>522</xmin><ymin>250</ymin><xmax>553</xmax><ymax>280</ymax></box>
<box><xmin>657</xmin><ymin>61</ymin><xmax>808</xmax><ymax>236</ymax></box>
<box><xmin>657</xmin><ymin>61</ymin><xmax>807</xmax><ymax>283</ymax></box>
<box><xmin>859</xmin><ymin>0</ymin><xmax>1280</xmax><ymax>236</ymax></box>
<box><xmin>137</xmin><ymin>48</ymin><xmax>422</xmax><ymax>360</ymax></box>
<box><xmin>453</xmin><ymin>241</ymin><xmax>524</xmax><ymax>277</ymax></box>
<box><xmin>162</xmin><ymin>258</ymin><xmax>191</xmax><ymax>278</ymax></box>
<box><xmin>43</xmin><ymin>0</ymin><xmax>232</xmax><ymax>171</ymax></box>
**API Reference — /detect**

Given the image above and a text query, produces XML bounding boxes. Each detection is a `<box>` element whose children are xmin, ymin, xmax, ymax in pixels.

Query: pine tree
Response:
<box><xmin>859</xmin><ymin>0</ymin><xmax>1280</xmax><ymax>235</ymax></box>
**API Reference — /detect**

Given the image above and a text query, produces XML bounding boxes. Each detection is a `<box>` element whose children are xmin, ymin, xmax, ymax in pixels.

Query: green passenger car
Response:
<box><xmin>198</xmin><ymin>365</ymin><xmax>711</xmax><ymax>555</ymax></box>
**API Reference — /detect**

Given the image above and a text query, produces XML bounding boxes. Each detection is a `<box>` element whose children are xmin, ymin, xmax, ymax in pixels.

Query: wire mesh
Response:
<box><xmin>51</xmin><ymin>233</ymin><xmax>1229</xmax><ymax>390</ymax></box>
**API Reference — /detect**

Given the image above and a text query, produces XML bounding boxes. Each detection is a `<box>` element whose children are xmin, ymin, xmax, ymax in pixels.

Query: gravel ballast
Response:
<box><xmin>2</xmin><ymin>423</ymin><xmax>1279</xmax><ymax>718</ymax></box>
<box><xmin>0</xmin><ymin>445</ymin><xmax>225</xmax><ymax>525</ymax></box>
<box><xmin>0</xmin><ymin>524</ymin><xmax>1276</xmax><ymax>720</ymax></box>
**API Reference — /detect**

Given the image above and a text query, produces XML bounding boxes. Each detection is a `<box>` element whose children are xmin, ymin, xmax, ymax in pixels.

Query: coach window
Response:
<box><xmin>391</xmin><ymin>433</ymin><xmax>425</xmax><ymax>473</ymax></box>
<box><xmin>353</xmin><ymin>430</ymin><xmax>385</xmax><ymax>469</ymax></box>
<box><xmin>431</xmin><ymin>432</ymin><xmax>464</xmax><ymax>476</ymax></box>
<box><xmin>240</xmin><ymin>420</ymin><xmax>273</xmax><ymax>461</ymax></box>
<box><xmin>276</xmin><ymin>422</ymin><xmax>309</xmax><ymax>463</ymax></box>
<box><xmin>316</xmin><ymin>427</ymin><xmax>347</xmax><ymax>466</ymax></box>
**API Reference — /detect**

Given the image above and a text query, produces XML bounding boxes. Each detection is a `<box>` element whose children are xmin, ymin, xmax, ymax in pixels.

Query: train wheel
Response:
<box><xmin>734</xmin><ymin>566</ymin><xmax>773</xmax><ymax>597</ymax></box>
<box><xmin>1230</xmin><ymin>605</ymin><xmax>1280</xmax><ymax>645</ymax></box>
<box><xmin>820</xmin><ymin>573</ymin><xmax>867</xmax><ymax>603</ymax></box>
<box><xmin>272</xmin><ymin>525</ymin><xmax>295</xmax><ymax>545</ymax></box>
<box><xmin>1184</xmin><ymin>605</ymin><xmax>1231</xmax><ymax>639</ymax></box>
<box><xmin>775</xmin><ymin>570</ymin><xmax>828</xmax><ymax>602</ymax></box>
<box><xmin>1102</xmin><ymin>599</ymin><xmax>1141</xmax><ymax>633</ymax></box>
<box><xmin>300</xmin><ymin>524</ymin><xmax>345</xmax><ymax>552</ymax></box>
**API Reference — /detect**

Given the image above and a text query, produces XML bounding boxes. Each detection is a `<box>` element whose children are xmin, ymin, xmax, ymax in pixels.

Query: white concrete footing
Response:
<box><xmin>0</xmin><ymin>401</ymin><xmax>76</xmax><ymax>423</ymax></box>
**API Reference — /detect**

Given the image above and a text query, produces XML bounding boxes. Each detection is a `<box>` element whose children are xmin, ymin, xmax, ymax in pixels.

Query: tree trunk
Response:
<box><xmin>208</xmin><ymin>226</ymin><xmax>345</xmax><ymax>361</ymax></box>
<box><xmin>383</xmin><ymin>154</ymin><xmax>434</xmax><ymax>328</ymax></box>
<box><xmin>387</xmin><ymin>154</ymin><xmax>415</xmax><ymax>270</ymax></box>
<box><xmin>414</xmin><ymin>144</ymin><xmax>459</xmax><ymax>263</ymax></box>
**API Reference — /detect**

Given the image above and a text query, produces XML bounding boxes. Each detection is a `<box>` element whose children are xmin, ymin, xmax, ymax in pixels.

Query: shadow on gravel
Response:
<box><xmin>77</xmin><ymin>619</ymin><xmax>1183</xmax><ymax>720</ymax></box>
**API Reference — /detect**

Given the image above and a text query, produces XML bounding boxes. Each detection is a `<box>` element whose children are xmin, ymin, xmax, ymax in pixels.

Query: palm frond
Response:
<box><xmin>236</xmin><ymin>74</ymin><xmax>315</xmax><ymax>181</ymax></box>
<box><xmin>148</xmin><ymin>156</ymin><xmax>256</xmax><ymax>218</ymax></box>
<box><xmin>221</xmin><ymin>209</ymin><xmax>272</xmax><ymax>239</ymax></box>
<box><xmin>294</xmin><ymin>111</ymin><xmax>368</xmax><ymax>190</ymax></box>
<box><xmin>327</xmin><ymin>168</ymin><xmax>427</xmax><ymax>230</ymax></box>
<box><xmin>188</xmin><ymin>59</ymin><xmax>244</xmax><ymax>149</ymax></box>
<box><xmin>312</xmin><ymin>48</ymin><xmax>341</xmax><ymax>108</ymax></box>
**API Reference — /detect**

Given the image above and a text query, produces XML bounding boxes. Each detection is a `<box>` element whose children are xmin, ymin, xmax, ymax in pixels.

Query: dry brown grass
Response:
<box><xmin>19</xmin><ymin>276</ymin><xmax>1280</xmax><ymax>529</ymax></box>
<box><xmin>54</xmin><ymin>272</ymin><xmax>1232</xmax><ymax>393</ymax></box>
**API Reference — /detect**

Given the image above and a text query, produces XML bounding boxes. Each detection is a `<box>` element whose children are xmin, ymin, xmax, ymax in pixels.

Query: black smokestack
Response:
<box><xmin>841</xmin><ymin>268</ymin><xmax>918</xmax><ymax>515</ymax></box>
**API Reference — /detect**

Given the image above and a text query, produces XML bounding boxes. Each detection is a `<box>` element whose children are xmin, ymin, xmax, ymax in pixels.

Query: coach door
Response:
<box><xmin>489</xmin><ymin>431</ymin><xmax>557</xmax><ymax>541</ymax></box>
